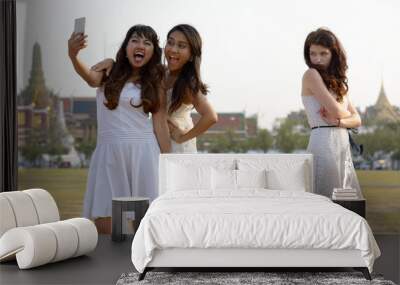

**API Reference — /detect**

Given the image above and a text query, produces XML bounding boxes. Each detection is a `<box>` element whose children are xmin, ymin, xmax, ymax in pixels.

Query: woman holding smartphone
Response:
<box><xmin>68</xmin><ymin>25</ymin><xmax>170</xmax><ymax>233</ymax></box>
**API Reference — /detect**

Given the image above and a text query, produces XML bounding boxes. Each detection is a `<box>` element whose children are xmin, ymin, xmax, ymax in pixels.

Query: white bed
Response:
<box><xmin>131</xmin><ymin>154</ymin><xmax>380</xmax><ymax>280</ymax></box>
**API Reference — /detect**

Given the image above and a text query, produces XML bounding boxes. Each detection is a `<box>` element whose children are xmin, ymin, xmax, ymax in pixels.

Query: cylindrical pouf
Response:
<box><xmin>0</xmin><ymin>196</ymin><xmax>17</xmax><ymax>237</ymax></box>
<box><xmin>64</xmin><ymin>218</ymin><xmax>98</xmax><ymax>257</ymax></box>
<box><xmin>0</xmin><ymin>226</ymin><xmax>57</xmax><ymax>269</ymax></box>
<box><xmin>0</xmin><ymin>192</ymin><xmax>39</xmax><ymax>227</ymax></box>
<box><xmin>0</xmin><ymin>218</ymin><xmax>98</xmax><ymax>269</ymax></box>
<box><xmin>42</xmin><ymin>221</ymin><xmax>79</xmax><ymax>262</ymax></box>
<box><xmin>23</xmin><ymin>189</ymin><xmax>60</xmax><ymax>223</ymax></box>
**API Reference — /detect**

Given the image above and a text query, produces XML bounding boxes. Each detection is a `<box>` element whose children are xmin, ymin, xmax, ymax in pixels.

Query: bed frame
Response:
<box><xmin>139</xmin><ymin>154</ymin><xmax>371</xmax><ymax>280</ymax></box>
<box><xmin>140</xmin><ymin>248</ymin><xmax>370</xmax><ymax>280</ymax></box>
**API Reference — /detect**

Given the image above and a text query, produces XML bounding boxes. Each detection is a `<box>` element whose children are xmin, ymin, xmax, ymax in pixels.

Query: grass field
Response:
<box><xmin>17</xmin><ymin>169</ymin><xmax>400</xmax><ymax>234</ymax></box>
<box><xmin>357</xmin><ymin>170</ymin><xmax>400</xmax><ymax>234</ymax></box>
<box><xmin>18</xmin><ymin>168</ymin><xmax>88</xmax><ymax>220</ymax></box>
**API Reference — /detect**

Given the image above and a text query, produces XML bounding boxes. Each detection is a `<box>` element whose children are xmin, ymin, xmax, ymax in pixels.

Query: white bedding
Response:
<box><xmin>131</xmin><ymin>190</ymin><xmax>380</xmax><ymax>273</ymax></box>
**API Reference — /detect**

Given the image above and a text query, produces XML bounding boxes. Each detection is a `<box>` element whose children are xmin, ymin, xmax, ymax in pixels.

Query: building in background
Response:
<box><xmin>193</xmin><ymin>112</ymin><xmax>258</xmax><ymax>138</ymax></box>
<box><xmin>17</xmin><ymin>43</ymin><xmax>52</xmax><ymax>147</ymax></box>
<box><xmin>363</xmin><ymin>82</ymin><xmax>400</xmax><ymax>125</ymax></box>
<box><xmin>60</xmin><ymin>97</ymin><xmax>97</xmax><ymax>144</ymax></box>
<box><xmin>192</xmin><ymin>112</ymin><xmax>259</xmax><ymax>152</ymax></box>
<box><xmin>17</xmin><ymin>43</ymin><xmax>80</xmax><ymax>167</ymax></box>
<box><xmin>16</xmin><ymin>43</ymin><xmax>399</xmax><ymax>167</ymax></box>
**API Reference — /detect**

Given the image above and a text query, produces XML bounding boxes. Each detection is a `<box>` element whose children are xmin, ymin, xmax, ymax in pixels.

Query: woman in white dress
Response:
<box><xmin>68</xmin><ymin>25</ymin><xmax>170</xmax><ymax>233</ymax></box>
<box><xmin>163</xmin><ymin>24</ymin><xmax>217</xmax><ymax>153</ymax></box>
<box><xmin>301</xmin><ymin>28</ymin><xmax>363</xmax><ymax>198</ymax></box>
<box><xmin>92</xmin><ymin>24</ymin><xmax>218</xmax><ymax>153</ymax></box>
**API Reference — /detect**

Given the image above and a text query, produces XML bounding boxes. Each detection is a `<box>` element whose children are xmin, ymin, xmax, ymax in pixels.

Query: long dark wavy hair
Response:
<box><xmin>103</xmin><ymin>25</ymin><xmax>163</xmax><ymax>113</ymax></box>
<box><xmin>167</xmin><ymin>24</ymin><xmax>208</xmax><ymax>114</ymax></box>
<box><xmin>304</xmin><ymin>28</ymin><xmax>348</xmax><ymax>102</ymax></box>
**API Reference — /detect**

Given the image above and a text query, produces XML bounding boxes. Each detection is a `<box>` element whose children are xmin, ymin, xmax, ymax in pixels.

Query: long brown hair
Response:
<box><xmin>167</xmin><ymin>24</ymin><xmax>208</xmax><ymax>114</ymax></box>
<box><xmin>103</xmin><ymin>25</ymin><xmax>163</xmax><ymax>113</ymax></box>
<box><xmin>304</xmin><ymin>28</ymin><xmax>348</xmax><ymax>102</ymax></box>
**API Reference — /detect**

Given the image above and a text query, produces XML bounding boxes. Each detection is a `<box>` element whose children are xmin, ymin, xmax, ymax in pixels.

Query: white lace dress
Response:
<box><xmin>83</xmin><ymin>83</ymin><xmax>160</xmax><ymax>218</ymax></box>
<box><xmin>302</xmin><ymin>95</ymin><xmax>362</xmax><ymax>198</ymax></box>
<box><xmin>167</xmin><ymin>89</ymin><xmax>197</xmax><ymax>153</ymax></box>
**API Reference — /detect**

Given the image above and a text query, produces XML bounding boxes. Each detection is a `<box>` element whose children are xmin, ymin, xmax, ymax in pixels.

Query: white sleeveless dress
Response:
<box><xmin>302</xmin><ymin>95</ymin><xmax>362</xmax><ymax>198</ymax></box>
<box><xmin>83</xmin><ymin>83</ymin><xmax>160</xmax><ymax>218</ymax></box>
<box><xmin>167</xmin><ymin>89</ymin><xmax>197</xmax><ymax>153</ymax></box>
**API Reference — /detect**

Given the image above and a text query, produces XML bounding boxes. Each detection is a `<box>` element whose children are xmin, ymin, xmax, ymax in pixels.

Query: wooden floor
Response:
<box><xmin>0</xmin><ymin>235</ymin><xmax>398</xmax><ymax>285</ymax></box>
<box><xmin>0</xmin><ymin>235</ymin><xmax>133</xmax><ymax>285</ymax></box>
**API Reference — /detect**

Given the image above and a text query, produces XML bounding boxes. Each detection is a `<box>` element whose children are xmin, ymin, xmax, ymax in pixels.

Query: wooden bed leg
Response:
<box><xmin>354</xmin><ymin>267</ymin><xmax>371</xmax><ymax>280</ymax></box>
<box><xmin>138</xmin><ymin>268</ymin><xmax>148</xmax><ymax>281</ymax></box>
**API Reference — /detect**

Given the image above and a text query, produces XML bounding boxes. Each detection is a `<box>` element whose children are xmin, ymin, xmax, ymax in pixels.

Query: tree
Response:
<box><xmin>20</xmin><ymin>129</ymin><xmax>46</xmax><ymax>167</ymax></box>
<box><xmin>75</xmin><ymin>140</ymin><xmax>97</xmax><ymax>161</ymax></box>
<box><xmin>248</xmin><ymin>129</ymin><xmax>273</xmax><ymax>153</ymax></box>
<box><xmin>358</xmin><ymin>122</ymin><xmax>400</xmax><ymax>158</ymax></box>
<box><xmin>274</xmin><ymin>118</ymin><xmax>308</xmax><ymax>153</ymax></box>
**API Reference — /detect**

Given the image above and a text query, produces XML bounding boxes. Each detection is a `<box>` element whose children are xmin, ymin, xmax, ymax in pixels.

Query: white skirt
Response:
<box><xmin>171</xmin><ymin>138</ymin><xmax>197</xmax><ymax>153</ymax></box>
<box><xmin>307</xmin><ymin>128</ymin><xmax>362</xmax><ymax>198</ymax></box>
<box><xmin>83</xmin><ymin>138</ymin><xmax>160</xmax><ymax>218</ymax></box>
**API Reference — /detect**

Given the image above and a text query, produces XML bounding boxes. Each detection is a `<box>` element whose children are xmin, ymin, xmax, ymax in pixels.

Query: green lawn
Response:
<box><xmin>356</xmin><ymin>170</ymin><xmax>400</xmax><ymax>187</ymax></box>
<box><xmin>18</xmin><ymin>168</ymin><xmax>88</xmax><ymax>220</ymax></box>
<box><xmin>17</xmin><ymin>169</ymin><xmax>400</xmax><ymax>233</ymax></box>
<box><xmin>358</xmin><ymin>170</ymin><xmax>400</xmax><ymax>234</ymax></box>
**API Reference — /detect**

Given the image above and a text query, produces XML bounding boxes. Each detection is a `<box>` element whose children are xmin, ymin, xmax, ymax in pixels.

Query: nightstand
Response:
<box><xmin>112</xmin><ymin>197</ymin><xmax>149</xmax><ymax>242</ymax></box>
<box><xmin>332</xmin><ymin>199</ymin><xmax>366</xmax><ymax>218</ymax></box>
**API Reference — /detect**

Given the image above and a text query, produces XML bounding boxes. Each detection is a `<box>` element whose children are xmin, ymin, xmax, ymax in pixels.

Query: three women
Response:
<box><xmin>69</xmin><ymin>23</ymin><xmax>363</xmax><ymax>233</ymax></box>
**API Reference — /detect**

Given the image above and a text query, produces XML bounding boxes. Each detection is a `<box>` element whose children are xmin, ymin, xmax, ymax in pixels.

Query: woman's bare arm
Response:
<box><xmin>152</xmin><ymin>87</ymin><xmax>171</xmax><ymax>153</ymax></box>
<box><xmin>68</xmin><ymin>33</ymin><xmax>104</xmax><ymax>87</ymax></box>
<box><xmin>302</xmin><ymin>68</ymin><xmax>351</xmax><ymax>118</ymax></box>
<box><xmin>338</xmin><ymin>98</ymin><xmax>361</xmax><ymax>128</ymax></box>
<box><xmin>91</xmin><ymin>58</ymin><xmax>115</xmax><ymax>77</ymax></box>
<box><xmin>320</xmin><ymin>96</ymin><xmax>361</xmax><ymax>128</ymax></box>
<box><xmin>170</xmin><ymin>93</ymin><xmax>218</xmax><ymax>144</ymax></box>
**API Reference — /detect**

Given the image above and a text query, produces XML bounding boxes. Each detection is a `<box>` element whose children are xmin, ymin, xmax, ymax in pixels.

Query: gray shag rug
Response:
<box><xmin>116</xmin><ymin>271</ymin><xmax>396</xmax><ymax>285</ymax></box>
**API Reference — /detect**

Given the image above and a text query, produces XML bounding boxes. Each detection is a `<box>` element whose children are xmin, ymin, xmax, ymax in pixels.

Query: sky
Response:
<box><xmin>16</xmin><ymin>0</ymin><xmax>400</xmax><ymax>128</ymax></box>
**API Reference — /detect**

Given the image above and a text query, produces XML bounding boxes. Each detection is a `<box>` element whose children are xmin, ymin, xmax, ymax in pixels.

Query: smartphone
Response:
<box><xmin>74</xmin><ymin>17</ymin><xmax>86</xmax><ymax>34</ymax></box>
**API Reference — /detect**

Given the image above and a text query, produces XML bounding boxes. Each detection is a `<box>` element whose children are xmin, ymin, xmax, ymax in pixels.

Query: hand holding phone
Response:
<box><xmin>69</xmin><ymin>17</ymin><xmax>87</xmax><ymax>58</ymax></box>
<box><xmin>74</xmin><ymin>17</ymin><xmax>86</xmax><ymax>35</ymax></box>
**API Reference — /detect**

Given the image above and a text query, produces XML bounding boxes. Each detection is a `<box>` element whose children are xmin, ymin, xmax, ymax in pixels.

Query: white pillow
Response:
<box><xmin>212</xmin><ymin>169</ymin><xmax>236</xmax><ymax>191</ymax></box>
<box><xmin>237</xmin><ymin>159</ymin><xmax>309</xmax><ymax>192</ymax></box>
<box><xmin>236</xmin><ymin>169</ymin><xmax>268</xmax><ymax>189</ymax></box>
<box><xmin>167</xmin><ymin>162</ymin><xmax>212</xmax><ymax>191</ymax></box>
<box><xmin>267</xmin><ymin>163</ymin><xmax>307</xmax><ymax>191</ymax></box>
